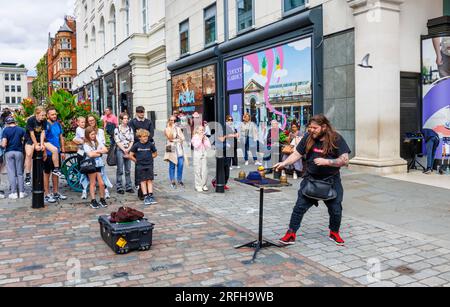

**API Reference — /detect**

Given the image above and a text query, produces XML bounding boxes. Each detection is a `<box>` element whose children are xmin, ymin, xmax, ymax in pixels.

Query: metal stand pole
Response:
<box><xmin>235</xmin><ymin>187</ymin><xmax>282</xmax><ymax>262</ymax></box>
<box><xmin>216</xmin><ymin>157</ymin><xmax>225</xmax><ymax>193</ymax></box>
<box><xmin>32</xmin><ymin>150</ymin><xmax>45</xmax><ymax>209</ymax></box>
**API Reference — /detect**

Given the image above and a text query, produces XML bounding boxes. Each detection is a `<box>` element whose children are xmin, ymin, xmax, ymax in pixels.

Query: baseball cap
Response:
<box><xmin>5</xmin><ymin>116</ymin><xmax>16</xmax><ymax>124</ymax></box>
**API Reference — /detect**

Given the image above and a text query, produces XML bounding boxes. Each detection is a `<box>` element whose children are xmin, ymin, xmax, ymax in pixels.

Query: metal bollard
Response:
<box><xmin>32</xmin><ymin>150</ymin><xmax>45</xmax><ymax>209</ymax></box>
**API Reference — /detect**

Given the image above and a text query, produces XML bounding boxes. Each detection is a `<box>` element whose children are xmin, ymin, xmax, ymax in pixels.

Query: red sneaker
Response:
<box><xmin>212</xmin><ymin>179</ymin><xmax>217</xmax><ymax>188</ymax></box>
<box><xmin>279</xmin><ymin>230</ymin><xmax>296</xmax><ymax>245</ymax></box>
<box><xmin>329</xmin><ymin>231</ymin><xmax>345</xmax><ymax>246</ymax></box>
<box><xmin>224</xmin><ymin>185</ymin><xmax>230</xmax><ymax>191</ymax></box>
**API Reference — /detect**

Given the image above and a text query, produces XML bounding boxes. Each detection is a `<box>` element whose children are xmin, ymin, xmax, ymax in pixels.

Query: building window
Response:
<box><xmin>11</xmin><ymin>97</ymin><xmax>16</xmax><ymax>104</ymax></box>
<box><xmin>11</xmin><ymin>74</ymin><xmax>15</xmax><ymax>81</ymax></box>
<box><xmin>11</xmin><ymin>85</ymin><xmax>15</xmax><ymax>92</ymax></box>
<box><xmin>60</xmin><ymin>38</ymin><xmax>72</xmax><ymax>50</ymax></box>
<box><xmin>5</xmin><ymin>97</ymin><xmax>10</xmax><ymax>104</ymax></box>
<box><xmin>5</xmin><ymin>85</ymin><xmax>9</xmax><ymax>92</ymax></box>
<box><xmin>16</xmin><ymin>74</ymin><xmax>21</xmax><ymax>81</ymax></box>
<box><xmin>110</xmin><ymin>5</ymin><xmax>117</xmax><ymax>46</ymax></box>
<box><xmin>125</xmin><ymin>0</ymin><xmax>130</xmax><ymax>37</ymax></box>
<box><xmin>99</xmin><ymin>17</ymin><xmax>106</xmax><ymax>53</ymax></box>
<box><xmin>17</xmin><ymin>97</ymin><xmax>22</xmax><ymax>103</ymax></box>
<box><xmin>4</xmin><ymin>74</ymin><xmax>8</xmax><ymax>81</ymax></box>
<box><xmin>61</xmin><ymin>77</ymin><xmax>72</xmax><ymax>90</ymax></box>
<box><xmin>237</xmin><ymin>0</ymin><xmax>254</xmax><ymax>33</ymax></box>
<box><xmin>283</xmin><ymin>0</ymin><xmax>306</xmax><ymax>15</ymax></box>
<box><xmin>61</xmin><ymin>58</ymin><xmax>72</xmax><ymax>70</ymax></box>
<box><xmin>142</xmin><ymin>0</ymin><xmax>148</xmax><ymax>33</ymax></box>
<box><xmin>204</xmin><ymin>4</ymin><xmax>217</xmax><ymax>47</ymax></box>
<box><xmin>180</xmin><ymin>20</ymin><xmax>189</xmax><ymax>56</ymax></box>
<box><xmin>17</xmin><ymin>85</ymin><xmax>21</xmax><ymax>93</ymax></box>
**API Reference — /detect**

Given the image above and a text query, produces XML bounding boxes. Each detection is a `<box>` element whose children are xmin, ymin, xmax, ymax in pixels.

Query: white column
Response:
<box><xmin>348</xmin><ymin>0</ymin><xmax>407</xmax><ymax>175</ymax></box>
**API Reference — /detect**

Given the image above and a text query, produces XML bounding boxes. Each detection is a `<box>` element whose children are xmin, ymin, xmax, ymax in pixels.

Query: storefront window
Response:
<box><xmin>104</xmin><ymin>74</ymin><xmax>116</xmax><ymax>115</ymax></box>
<box><xmin>237</xmin><ymin>0</ymin><xmax>254</xmax><ymax>33</ymax></box>
<box><xmin>171</xmin><ymin>65</ymin><xmax>217</xmax><ymax>122</ymax></box>
<box><xmin>204</xmin><ymin>4</ymin><xmax>217</xmax><ymax>47</ymax></box>
<box><xmin>118</xmin><ymin>67</ymin><xmax>132</xmax><ymax>116</ymax></box>
<box><xmin>225</xmin><ymin>36</ymin><xmax>312</xmax><ymax>131</ymax></box>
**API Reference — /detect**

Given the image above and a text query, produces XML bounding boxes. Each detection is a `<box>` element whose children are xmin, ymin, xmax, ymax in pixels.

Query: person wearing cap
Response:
<box><xmin>1</xmin><ymin>116</ymin><xmax>27</xmax><ymax>199</ymax></box>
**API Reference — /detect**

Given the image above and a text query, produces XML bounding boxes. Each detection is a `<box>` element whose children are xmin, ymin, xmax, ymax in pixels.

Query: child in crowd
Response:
<box><xmin>129</xmin><ymin>129</ymin><xmax>158</xmax><ymax>206</ymax></box>
<box><xmin>83</xmin><ymin>126</ymin><xmax>109</xmax><ymax>209</ymax></box>
<box><xmin>191</xmin><ymin>125</ymin><xmax>211</xmax><ymax>192</ymax></box>
<box><xmin>1</xmin><ymin>117</ymin><xmax>26</xmax><ymax>199</ymax></box>
<box><xmin>73</xmin><ymin>117</ymin><xmax>86</xmax><ymax>147</ymax></box>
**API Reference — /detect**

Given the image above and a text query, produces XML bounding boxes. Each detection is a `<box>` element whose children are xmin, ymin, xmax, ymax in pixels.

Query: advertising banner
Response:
<box><xmin>422</xmin><ymin>36</ymin><xmax>450</xmax><ymax>157</ymax></box>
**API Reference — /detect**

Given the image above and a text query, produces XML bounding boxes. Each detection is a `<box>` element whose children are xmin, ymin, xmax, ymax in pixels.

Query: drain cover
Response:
<box><xmin>394</xmin><ymin>266</ymin><xmax>415</xmax><ymax>275</ymax></box>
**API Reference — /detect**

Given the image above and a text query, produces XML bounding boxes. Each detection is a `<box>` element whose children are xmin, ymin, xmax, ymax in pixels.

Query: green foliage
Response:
<box><xmin>49</xmin><ymin>90</ymin><xmax>76</xmax><ymax>132</ymax></box>
<box><xmin>31</xmin><ymin>55</ymin><xmax>48</xmax><ymax>103</ymax></box>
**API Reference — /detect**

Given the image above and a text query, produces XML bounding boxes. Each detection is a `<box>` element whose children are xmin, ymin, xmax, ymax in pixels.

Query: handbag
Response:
<box><xmin>79</xmin><ymin>155</ymin><xmax>97</xmax><ymax>174</ymax></box>
<box><xmin>302</xmin><ymin>174</ymin><xmax>337</xmax><ymax>201</ymax></box>
<box><xmin>107</xmin><ymin>144</ymin><xmax>117</xmax><ymax>166</ymax></box>
<box><xmin>166</xmin><ymin>144</ymin><xmax>174</xmax><ymax>153</ymax></box>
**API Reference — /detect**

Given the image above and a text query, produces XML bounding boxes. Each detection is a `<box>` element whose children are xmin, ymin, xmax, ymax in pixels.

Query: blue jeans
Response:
<box><xmin>426</xmin><ymin>137</ymin><xmax>440</xmax><ymax>169</ymax></box>
<box><xmin>169</xmin><ymin>156</ymin><xmax>184</xmax><ymax>183</ymax></box>
<box><xmin>289</xmin><ymin>175</ymin><xmax>344</xmax><ymax>233</ymax></box>
<box><xmin>116</xmin><ymin>148</ymin><xmax>132</xmax><ymax>191</ymax></box>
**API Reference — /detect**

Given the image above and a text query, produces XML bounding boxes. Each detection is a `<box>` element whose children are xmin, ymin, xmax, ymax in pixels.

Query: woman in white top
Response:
<box><xmin>83</xmin><ymin>126</ymin><xmax>109</xmax><ymax>209</ymax></box>
<box><xmin>114</xmin><ymin>113</ymin><xmax>134</xmax><ymax>194</ymax></box>
<box><xmin>164</xmin><ymin>115</ymin><xmax>186</xmax><ymax>189</ymax></box>
<box><xmin>240</xmin><ymin>113</ymin><xmax>261</xmax><ymax>166</ymax></box>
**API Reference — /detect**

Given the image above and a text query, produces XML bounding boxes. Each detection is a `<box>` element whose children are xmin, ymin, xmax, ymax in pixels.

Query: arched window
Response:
<box><xmin>110</xmin><ymin>4</ymin><xmax>117</xmax><ymax>46</ymax></box>
<box><xmin>142</xmin><ymin>0</ymin><xmax>148</xmax><ymax>33</ymax></box>
<box><xmin>91</xmin><ymin>26</ymin><xmax>96</xmax><ymax>59</ymax></box>
<box><xmin>123</xmin><ymin>0</ymin><xmax>130</xmax><ymax>37</ymax></box>
<box><xmin>84</xmin><ymin>33</ymin><xmax>89</xmax><ymax>66</ymax></box>
<box><xmin>99</xmin><ymin>16</ymin><xmax>105</xmax><ymax>53</ymax></box>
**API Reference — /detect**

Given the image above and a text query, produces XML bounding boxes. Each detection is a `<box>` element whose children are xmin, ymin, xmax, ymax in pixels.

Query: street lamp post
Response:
<box><xmin>96</xmin><ymin>66</ymin><xmax>104</xmax><ymax>114</ymax></box>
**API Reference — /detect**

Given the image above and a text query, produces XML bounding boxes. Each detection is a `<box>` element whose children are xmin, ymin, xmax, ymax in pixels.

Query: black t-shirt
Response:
<box><xmin>130</xmin><ymin>141</ymin><xmax>157</xmax><ymax>167</ymax></box>
<box><xmin>129</xmin><ymin>118</ymin><xmax>154</xmax><ymax>142</ymax></box>
<box><xmin>296</xmin><ymin>133</ymin><xmax>351</xmax><ymax>178</ymax></box>
<box><xmin>26</xmin><ymin>116</ymin><xmax>47</xmax><ymax>142</ymax></box>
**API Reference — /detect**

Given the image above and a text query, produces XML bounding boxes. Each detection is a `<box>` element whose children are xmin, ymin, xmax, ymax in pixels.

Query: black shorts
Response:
<box><xmin>85</xmin><ymin>167</ymin><xmax>102</xmax><ymax>175</ymax></box>
<box><xmin>135</xmin><ymin>164</ymin><xmax>154</xmax><ymax>184</ymax></box>
<box><xmin>43</xmin><ymin>155</ymin><xmax>62</xmax><ymax>174</ymax></box>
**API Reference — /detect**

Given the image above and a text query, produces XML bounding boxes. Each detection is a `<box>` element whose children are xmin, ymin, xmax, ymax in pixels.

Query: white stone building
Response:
<box><xmin>165</xmin><ymin>0</ymin><xmax>449</xmax><ymax>174</ymax></box>
<box><xmin>73</xmin><ymin>0</ymin><xmax>167</xmax><ymax>129</ymax></box>
<box><xmin>0</xmin><ymin>63</ymin><xmax>28</xmax><ymax>110</ymax></box>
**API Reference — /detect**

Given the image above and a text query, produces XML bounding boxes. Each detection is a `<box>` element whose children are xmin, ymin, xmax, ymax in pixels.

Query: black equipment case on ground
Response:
<box><xmin>99</xmin><ymin>216</ymin><xmax>154</xmax><ymax>254</ymax></box>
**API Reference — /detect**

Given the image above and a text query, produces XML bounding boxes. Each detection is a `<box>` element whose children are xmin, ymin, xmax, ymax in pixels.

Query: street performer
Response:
<box><xmin>274</xmin><ymin>114</ymin><xmax>351</xmax><ymax>246</ymax></box>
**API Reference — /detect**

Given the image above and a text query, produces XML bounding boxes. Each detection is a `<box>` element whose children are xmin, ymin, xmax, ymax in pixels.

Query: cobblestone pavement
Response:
<box><xmin>0</xmin><ymin>191</ymin><xmax>356</xmax><ymax>287</ymax></box>
<box><xmin>0</xmin><ymin>130</ymin><xmax>450</xmax><ymax>287</ymax></box>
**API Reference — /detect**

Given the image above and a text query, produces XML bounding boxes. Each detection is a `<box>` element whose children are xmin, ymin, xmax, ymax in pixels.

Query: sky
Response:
<box><xmin>0</xmin><ymin>0</ymin><xmax>75</xmax><ymax>76</ymax></box>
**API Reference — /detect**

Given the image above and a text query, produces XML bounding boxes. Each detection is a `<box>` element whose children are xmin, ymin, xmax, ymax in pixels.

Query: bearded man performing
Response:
<box><xmin>274</xmin><ymin>114</ymin><xmax>351</xmax><ymax>246</ymax></box>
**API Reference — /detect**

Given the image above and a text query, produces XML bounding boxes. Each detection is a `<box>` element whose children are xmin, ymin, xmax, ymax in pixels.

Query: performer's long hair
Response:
<box><xmin>305</xmin><ymin>114</ymin><xmax>339</xmax><ymax>156</ymax></box>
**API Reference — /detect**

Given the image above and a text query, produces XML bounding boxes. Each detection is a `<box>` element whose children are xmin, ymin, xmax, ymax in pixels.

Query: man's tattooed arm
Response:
<box><xmin>328</xmin><ymin>153</ymin><xmax>350</xmax><ymax>168</ymax></box>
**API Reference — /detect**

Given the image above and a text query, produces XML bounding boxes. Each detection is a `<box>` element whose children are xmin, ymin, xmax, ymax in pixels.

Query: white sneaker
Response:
<box><xmin>105</xmin><ymin>189</ymin><xmax>111</xmax><ymax>199</ymax></box>
<box><xmin>245</xmin><ymin>161</ymin><xmax>249</xmax><ymax>166</ymax></box>
<box><xmin>236</xmin><ymin>166</ymin><xmax>241</xmax><ymax>169</ymax></box>
<box><xmin>203</xmin><ymin>186</ymin><xmax>209</xmax><ymax>192</ymax></box>
<box><xmin>81</xmin><ymin>190</ymin><xmax>87</xmax><ymax>200</ymax></box>
<box><xmin>195</xmin><ymin>188</ymin><xmax>203</xmax><ymax>192</ymax></box>
<box><xmin>0</xmin><ymin>193</ymin><xmax>5</xmax><ymax>199</ymax></box>
<box><xmin>8</xmin><ymin>193</ymin><xmax>18</xmax><ymax>200</ymax></box>
<box><xmin>19</xmin><ymin>192</ymin><xmax>27</xmax><ymax>199</ymax></box>
<box><xmin>230</xmin><ymin>167</ymin><xmax>233</xmax><ymax>171</ymax></box>
<box><xmin>255</xmin><ymin>161</ymin><xmax>262</xmax><ymax>166</ymax></box>
<box><xmin>293</xmin><ymin>172</ymin><xmax>298</xmax><ymax>180</ymax></box>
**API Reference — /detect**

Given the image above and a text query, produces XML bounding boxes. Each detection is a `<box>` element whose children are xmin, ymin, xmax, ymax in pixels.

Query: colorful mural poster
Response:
<box><xmin>422</xmin><ymin>37</ymin><xmax>450</xmax><ymax>157</ymax></box>
<box><xmin>172</xmin><ymin>69</ymin><xmax>203</xmax><ymax>115</ymax></box>
<box><xmin>242</xmin><ymin>37</ymin><xmax>312</xmax><ymax>129</ymax></box>
<box><xmin>203</xmin><ymin>65</ymin><xmax>216</xmax><ymax>95</ymax></box>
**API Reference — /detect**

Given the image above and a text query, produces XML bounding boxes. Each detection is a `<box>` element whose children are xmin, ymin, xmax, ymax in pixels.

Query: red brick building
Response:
<box><xmin>47</xmin><ymin>16</ymin><xmax>77</xmax><ymax>96</ymax></box>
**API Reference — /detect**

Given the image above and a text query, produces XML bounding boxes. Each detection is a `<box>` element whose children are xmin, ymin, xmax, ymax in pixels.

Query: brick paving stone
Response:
<box><xmin>420</xmin><ymin>276</ymin><xmax>447</xmax><ymax>287</ymax></box>
<box><xmin>391</xmin><ymin>275</ymin><xmax>417</xmax><ymax>286</ymax></box>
